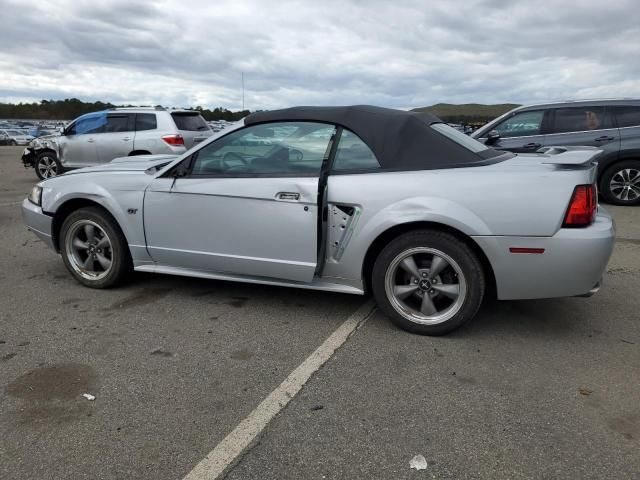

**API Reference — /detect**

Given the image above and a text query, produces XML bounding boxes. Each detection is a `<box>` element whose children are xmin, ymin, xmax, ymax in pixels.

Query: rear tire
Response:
<box><xmin>372</xmin><ymin>230</ymin><xmax>485</xmax><ymax>335</ymax></box>
<box><xmin>35</xmin><ymin>152</ymin><xmax>62</xmax><ymax>180</ymax></box>
<box><xmin>599</xmin><ymin>160</ymin><xmax>640</xmax><ymax>206</ymax></box>
<box><xmin>60</xmin><ymin>207</ymin><xmax>132</xmax><ymax>288</ymax></box>
<box><xmin>10</xmin><ymin>140</ymin><xmax>17</xmax><ymax>146</ymax></box>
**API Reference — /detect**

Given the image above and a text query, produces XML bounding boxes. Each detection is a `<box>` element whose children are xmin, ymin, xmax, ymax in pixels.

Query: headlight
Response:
<box><xmin>29</xmin><ymin>185</ymin><xmax>43</xmax><ymax>206</ymax></box>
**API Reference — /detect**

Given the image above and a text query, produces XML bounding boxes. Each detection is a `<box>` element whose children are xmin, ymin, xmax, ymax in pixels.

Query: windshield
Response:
<box><xmin>430</xmin><ymin>123</ymin><xmax>488</xmax><ymax>153</ymax></box>
<box><xmin>7</xmin><ymin>130</ymin><xmax>23</xmax><ymax>135</ymax></box>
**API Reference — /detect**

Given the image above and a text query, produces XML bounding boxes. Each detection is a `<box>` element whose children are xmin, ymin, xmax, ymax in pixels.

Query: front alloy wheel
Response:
<box><xmin>65</xmin><ymin>220</ymin><xmax>114</xmax><ymax>281</ymax></box>
<box><xmin>60</xmin><ymin>207</ymin><xmax>132</xmax><ymax>288</ymax></box>
<box><xmin>35</xmin><ymin>153</ymin><xmax>58</xmax><ymax>180</ymax></box>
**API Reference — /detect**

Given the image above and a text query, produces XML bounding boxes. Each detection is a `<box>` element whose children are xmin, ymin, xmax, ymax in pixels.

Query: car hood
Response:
<box><xmin>64</xmin><ymin>154</ymin><xmax>180</xmax><ymax>175</ymax></box>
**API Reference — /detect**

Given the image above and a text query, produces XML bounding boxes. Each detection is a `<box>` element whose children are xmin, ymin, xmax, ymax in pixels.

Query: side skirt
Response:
<box><xmin>134</xmin><ymin>264</ymin><xmax>365</xmax><ymax>295</ymax></box>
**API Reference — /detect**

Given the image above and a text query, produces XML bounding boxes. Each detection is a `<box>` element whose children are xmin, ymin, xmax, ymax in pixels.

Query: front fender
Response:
<box><xmin>41</xmin><ymin>176</ymin><xmax>151</xmax><ymax>262</ymax></box>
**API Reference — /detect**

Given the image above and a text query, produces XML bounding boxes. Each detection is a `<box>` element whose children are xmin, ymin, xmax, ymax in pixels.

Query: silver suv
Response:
<box><xmin>472</xmin><ymin>99</ymin><xmax>640</xmax><ymax>205</ymax></box>
<box><xmin>22</xmin><ymin>107</ymin><xmax>212</xmax><ymax>179</ymax></box>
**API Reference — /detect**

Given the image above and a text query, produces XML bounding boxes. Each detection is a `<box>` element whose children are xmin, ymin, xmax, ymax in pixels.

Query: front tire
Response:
<box><xmin>60</xmin><ymin>207</ymin><xmax>132</xmax><ymax>288</ymax></box>
<box><xmin>35</xmin><ymin>152</ymin><xmax>61</xmax><ymax>180</ymax></box>
<box><xmin>599</xmin><ymin>160</ymin><xmax>640</xmax><ymax>206</ymax></box>
<box><xmin>372</xmin><ymin>230</ymin><xmax>485</xmax><ymax>335</ymax></box>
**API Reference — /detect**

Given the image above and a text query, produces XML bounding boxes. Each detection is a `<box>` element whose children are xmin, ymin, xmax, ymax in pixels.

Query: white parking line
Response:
<box><xmin>0</xmin><ymin>201</ymin><xmax>22</xmax><ymax>207</ymax></box>
<box><xmin>182</xmin><ymin>300</ymin><xmax>375</xmax><ymax>480</ymax></box>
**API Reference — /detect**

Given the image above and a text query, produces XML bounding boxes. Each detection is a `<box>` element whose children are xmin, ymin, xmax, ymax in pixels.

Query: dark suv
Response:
<box><xmin>472</xmin><ymin>99</ymin><xmax>640</xmax><ymax>205</ymax></box>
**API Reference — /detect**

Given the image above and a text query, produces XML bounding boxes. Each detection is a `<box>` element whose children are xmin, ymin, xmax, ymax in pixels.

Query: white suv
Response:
<box><xmin>22</xmin><ymin>107</ymin><xmax>213</xmax><ymax>179</ymax></box>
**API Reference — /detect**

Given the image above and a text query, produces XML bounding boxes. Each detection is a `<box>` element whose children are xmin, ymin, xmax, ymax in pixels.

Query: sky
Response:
<box><xmin>1</xmin><ymin>0</ymin><xmax>639</xmax><ymax>110</ymax></box>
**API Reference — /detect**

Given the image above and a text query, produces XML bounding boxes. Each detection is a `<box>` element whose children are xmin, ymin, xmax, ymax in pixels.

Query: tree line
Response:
<box><xmin>0</xmin><ymin>98</ymin><xmax>250</xmax><ymax>121</ymax></box>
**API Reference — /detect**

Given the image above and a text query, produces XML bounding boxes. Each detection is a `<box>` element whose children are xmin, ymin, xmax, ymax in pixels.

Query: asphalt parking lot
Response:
<box><xmin>1</xmin><ymin>146</ymin><xmax>638</xmax><ymax>479</ymax></box>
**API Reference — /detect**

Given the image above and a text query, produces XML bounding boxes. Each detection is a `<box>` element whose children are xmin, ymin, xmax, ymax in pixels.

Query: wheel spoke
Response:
<box><xmin>432</xmin><ymin>283</ymin><xmax>460</xmax><ymax>300</ymax></box>
<box><xmin>82</xmin><ymin>255</ymin><xmax>95</xmax><ymax>271</ymax></box>
<box><xmin>72</xmin><ymin>237</ymin><xmax>88</xmax><ymax>251</ymax></box>
<box><xmin>420</xmin><ymin>293</ymin><xmax>437</xmax><ymax>315</ymax></box>
<box><xmin>96</xmin><ymin>236</ymin><xmax>110</xmax><ymax>249</ymax></box>
<box><xmin>394</xmin><ymin>284</ymin><xmax>419</xmax><ymax>300</ymax></box>
<box><xmin>428</xmin><ymin>255</ymin><xmax>448</xmax><ymax>279</ymax></box>
<box><xmin>96</xmin><ymin>253</ymin><xmax>112</xmax><ymax>270</ymax></box>
<box><xmin>84</xmin><ymin>224</ymin><xmax>96</xmax><ymax>243</ymax></box>
<box><xmin>400</xmin><ymin>255</ymin><xmax>421</xmax><ymax>278</ymax></box>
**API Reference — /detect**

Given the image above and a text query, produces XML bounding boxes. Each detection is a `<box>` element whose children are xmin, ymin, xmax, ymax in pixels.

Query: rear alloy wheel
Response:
<box><xmin>600</xmin><ymin>161</ymin><xmax>640</xmax><ymax>206</ymax></box>
<box><xmin>372</xmin><ymin>230</ymin><xmax>485</xmax><ymax>335</ymax></box>
<box><xmin>60</xmin><ymin>207</ymin><xmax>132</xmax><ymax>288</ymax></box>
<box><xmin>35</xmin><ymin>152</ymin><xmax>60</xmax><ymax>180</ymax></box>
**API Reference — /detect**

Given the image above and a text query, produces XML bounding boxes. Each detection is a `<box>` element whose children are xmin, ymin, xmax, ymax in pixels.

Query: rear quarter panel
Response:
<box><xmin>324</xmin><ymin>162</ymin><xmax>596</xmax><ymax>284</ymax></box>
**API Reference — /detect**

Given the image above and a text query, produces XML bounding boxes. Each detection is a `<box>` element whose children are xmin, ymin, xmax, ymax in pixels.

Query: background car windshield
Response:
<box><xmin>191</xmin><ymin>121</ymin><xmax>336</xmax><ymax>175</ymax></box>
<box><xmin>431</xmin><ymin>123</ymin><xmax>488</xmax><ymax>153</ymax></box>
<box><xmin>7</xmin><ymin>130</ymin><xmax>22</xmax><ymax>135</ymax></box>
<box><xmin>493</xmin><ymin>110</ymin><xmax>544</xmax><ymax>138</ymax></box>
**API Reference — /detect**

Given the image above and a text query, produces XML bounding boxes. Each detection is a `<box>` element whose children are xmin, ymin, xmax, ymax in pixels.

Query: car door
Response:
<box><xmin>543</xmin><ymin>106</ymin><xmax>620</xmax><ymax>158</ymax></box>
<box><xmin>143</xmin><ymin>121</ymin><xmax>337</xmax><ymax>283</ymax></box>
<box><xmin>59</xmin><ymin>112</ymin><xmax>106</xmax><ymax>167</ymax></box>
<box><xmin>96</xmin><ymin>113</ymin><xmax>135</xmax><ymax>163</ymax></box>
<box><xmin>478</xmin><ymin>110</ymin><xmax>548</xmax><ymax>153</ymax></box>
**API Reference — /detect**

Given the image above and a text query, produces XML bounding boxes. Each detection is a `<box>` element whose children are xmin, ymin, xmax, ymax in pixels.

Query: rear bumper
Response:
<box><xmin>21</xmin><ymin>199</ymin><xmax>55</xmax><ymax>250</ymax></box>
<box><xmin>473</xmin><ymin>207</ymin><xmax>615</xmax><ymax>300</ymax></box>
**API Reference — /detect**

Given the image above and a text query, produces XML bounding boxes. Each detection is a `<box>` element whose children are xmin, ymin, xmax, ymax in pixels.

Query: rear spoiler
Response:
<box><xmin>537</xmin><ymin>146</ymin><xmax>602</xmax><ymax>166</ymax></box>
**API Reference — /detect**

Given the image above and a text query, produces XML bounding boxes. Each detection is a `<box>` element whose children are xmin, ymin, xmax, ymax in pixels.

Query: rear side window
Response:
<box><xmin>171</xmin><ymin>113</ymin><xmax>209</xmax><ymax>131</ymax></box>
<box><xmin>431</xmin><ymin>123</ymin><xmax>488</xmax><ymax>153</ymax></box>
<box><xmin>136</xmin><ymin>113</ymin><xmax>157</xmax><ymax>131</ymax></box>
<box><xmin>614</xmin><ymin>106</ymin><xmax>640</xmax><ymax>128</ymax></box>
<box><xmin>332</xmin><ymin>129</ymin><xmax>380</xmax><ymax>171</ymax></box>
<box><xmin>550</xmin><ymin>107</ymin><xmax>613</xmax><ymax>134</ymax></box>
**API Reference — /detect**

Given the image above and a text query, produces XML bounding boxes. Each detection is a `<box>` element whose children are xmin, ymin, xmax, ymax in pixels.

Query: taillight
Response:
<box><xmin>162</xmin><ymin>134</ymin><xmax>184</xmax><ymax>146</ymax></box>
<box><xmin>563</xmin><ymin>184</ymin><xmax>596</xmax><ymax>227</ymax></box>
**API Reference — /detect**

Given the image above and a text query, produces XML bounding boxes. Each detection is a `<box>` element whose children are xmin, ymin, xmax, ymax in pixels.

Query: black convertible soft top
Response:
<box><xmin>245</xmin><ymin>105</ymin><xmax>502</xmax><ymax>171</ymax></box>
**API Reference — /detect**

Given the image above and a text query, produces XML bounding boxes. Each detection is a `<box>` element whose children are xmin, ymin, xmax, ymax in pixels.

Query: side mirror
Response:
<box><xmin>485</xmin><ymin>130</ymin><xmax>500</xmax><ymax>145</ymax></box>
<box><xmin>173</xmin><ymin>165</ymin><xmax>187</xmax><ymax>177</ymax></box>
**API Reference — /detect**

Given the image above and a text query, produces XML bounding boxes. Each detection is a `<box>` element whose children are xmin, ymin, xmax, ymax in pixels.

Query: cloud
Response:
<box><xmin>1</xmin><ymin>0</ymin><xmax>639</xmax><ymax>110</ymax></box>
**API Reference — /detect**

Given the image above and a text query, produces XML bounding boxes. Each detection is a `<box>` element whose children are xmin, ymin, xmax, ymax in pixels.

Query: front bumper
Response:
<box><xmin>21</xmin><ymin>199</ymin><xmax>55</xmax><ymax>250</ymax></box>
<box><xmin>21</xmin><ymin>147</ymin><xmax>36</xmax><ymax>168</ymax></box>
<box><xmin>473</xmin><ymin>207</ymin><xmax>615</xmax><ymax>300</ymax></box>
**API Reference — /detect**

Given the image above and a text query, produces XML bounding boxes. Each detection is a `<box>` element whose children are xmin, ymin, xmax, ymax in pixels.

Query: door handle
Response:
<box><xmin>276</xmin><ymin>192</ymin><xmax>300</xmax><ymax>201</ymax></box>
<box><xmin>523</xmin><ymin>142</ymin><xmax>541</xmax><ymax>149</ymax></box>
<box><xmin>86</xmin><ymin>138</ymin><xmax>95</xmax><ymax>143</ymax></box>
<box><xmin>122</xmin><ymin>137</ymin><xmax>131</xmax><ymax>141</ymax></box>
<box><xmin>594</xmin><ymin>135</ymin><xmax>614</xmax><ymax>142</ymax></box>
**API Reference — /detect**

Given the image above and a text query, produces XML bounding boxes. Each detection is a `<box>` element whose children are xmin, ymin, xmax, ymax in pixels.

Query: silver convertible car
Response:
<box><xmin>22</xmin><ymin>106</ymin><xmax>615</xmax><ymax>335</ymax></box>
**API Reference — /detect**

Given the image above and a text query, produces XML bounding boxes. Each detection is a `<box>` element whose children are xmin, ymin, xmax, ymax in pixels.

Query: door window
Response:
<box><xmin>493</xmin><ymin>111</ymin><xmax>544</xmax><ymax>138</ymax></box>
<box><xmin>614</xmin><ymin>106</ymin><xmax>640</xmax><ymax>128</ymax></box>
<box><xmin>67</xmin><ymin>112</ymin><xmax>108</xmax><ymax>135</ymax></box>
<box><xmin>332</xmin><ymin>129</ymin><xmax>381</xmax><ymax>171</ymax></box>
<box><xmin>189</xmin><ymin>122</ymin><xmax>336</xmax><ymax>176</ymax></box>
<box><xmin>550</xmin><ymin>107</ymin><xmax>613</xmax><ymax>134</ymax></box>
